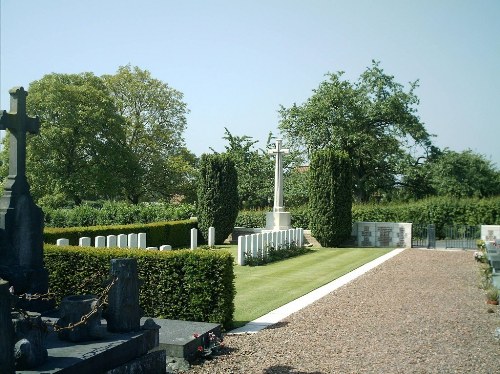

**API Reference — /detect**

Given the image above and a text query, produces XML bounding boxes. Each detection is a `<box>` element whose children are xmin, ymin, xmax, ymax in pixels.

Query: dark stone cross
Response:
<box><xmin>0</xmin><ymin>87</ymin><xmax>49</xmax><ymax>310</ymax></box>
<box><xmin>0</xmin><ymin>87</ymin><xmax>40</xmax><ymax>195</ymax></box>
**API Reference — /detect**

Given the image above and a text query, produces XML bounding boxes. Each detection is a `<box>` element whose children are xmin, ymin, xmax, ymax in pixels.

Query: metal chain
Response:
<box><xmin>49</xmin><ymin>276</ymin><xmax>118</xmax><ymax>332</ymax></box>
<box><xmin>10</xmin><ymin>275</ymin><xmax>118</xmax><ymax>334</ymax></box>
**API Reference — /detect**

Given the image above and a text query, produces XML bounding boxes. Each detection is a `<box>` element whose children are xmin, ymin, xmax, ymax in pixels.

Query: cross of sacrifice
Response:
<box><xmin>0</xmin><ymin>87</ymin><xmax>40</xmax><ymax>195</ymax></box>
<box><xmin>268</xmin><ymin>139</ymin><xmax>289</xmax><ymax>213</ymax></box>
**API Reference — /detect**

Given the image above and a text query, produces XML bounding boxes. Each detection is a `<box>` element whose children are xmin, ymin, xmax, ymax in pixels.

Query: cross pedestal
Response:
<box><xmin>265</xmin><ymin>139</ymin><xmax>291</xmax><ymax>231</ymax></box>
<box><xmin>0</xmin><ymin>87</ymin><xmax>51</xmax><ymax>311</ymax></box>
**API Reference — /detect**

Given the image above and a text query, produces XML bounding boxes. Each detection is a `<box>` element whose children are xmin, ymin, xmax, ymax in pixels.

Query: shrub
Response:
<box><xmin>309</xmin><ymin>148</ymin><xmax>352</xmax><ymax>247</ymax></box>
<box><xmin>244</xmin><ymin>241</ymin><xmax>311</xmax><ymax>266</ymax></box>
<box><xmin>44</xmin><ymin>245</ymin><xmax>235</xmax><ymax>329</ymax></box>
<box><xmin>42</xmin><ymin>201</ymin><xmax>196</xmax><ymax>228</ymax></box>
<box><xmin>197</xmin><ymin>154</ymin><xmax>239</xmax><ymax>244</ymax></box>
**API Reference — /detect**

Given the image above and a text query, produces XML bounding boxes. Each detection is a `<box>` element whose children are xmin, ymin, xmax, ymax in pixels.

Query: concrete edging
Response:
<box><xmin>228</xmin><ymin>247</ymin><xmax>406</xmax><ymax>334</ymax></box>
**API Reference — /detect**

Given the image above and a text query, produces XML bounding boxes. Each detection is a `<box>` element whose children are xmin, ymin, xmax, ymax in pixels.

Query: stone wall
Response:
<box><xmin>352</xmin><ymin>222</ymin><xmax>412</xmax><ymax>248</ymax></box>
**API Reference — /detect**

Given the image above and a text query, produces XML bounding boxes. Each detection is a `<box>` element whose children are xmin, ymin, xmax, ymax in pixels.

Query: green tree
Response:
<box><xmin>102</xmin><ymin>65</ymin><xmax>193</xmax><ymax>203</ymax></box>
<box><xmin>4</xmin><ymin>73</ymin><xmax>135</xmax><ymax>205</ymax></box>
<box><xmin>219</xmin><ymin>128</ymin><xmax>274</xmax><ymax>209</ymax></box>
<box><xmin>428</xmin><ymin>149</ymin><xmax>500</xmax><ymax>198</ymax></box>
<box><xmin>197</xmin><ymin>153</ymin><xmax>239</xmax><ymax>244</ymax></box>
<box><xmin>309</xmin><ymin>148</ymin><xmax>352</xmax><ymax>247</ymax></box>
<box><xmin>279</xmin><ymin>61</ymin><xmax>433</xmax><ymax>202</ymax></box>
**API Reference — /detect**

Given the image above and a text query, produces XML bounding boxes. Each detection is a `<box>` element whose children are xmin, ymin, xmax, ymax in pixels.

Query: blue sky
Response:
<box><xmin>1</xmin><ymin>0</ymin><xmax>499</xmax><ymax>167</ymax></box>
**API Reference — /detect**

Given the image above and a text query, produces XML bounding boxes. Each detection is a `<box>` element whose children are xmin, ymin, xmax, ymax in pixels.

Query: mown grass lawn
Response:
<box><xmin>217</xmin><ymin>246</ymin><xmax>391</xmax><ymax>328</ymax></box>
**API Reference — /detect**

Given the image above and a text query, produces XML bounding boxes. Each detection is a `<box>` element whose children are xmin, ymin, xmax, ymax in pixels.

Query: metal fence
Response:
<box><xmin>412</xmin><ymin>224</ymin><xmax>436</xmax><ymax>249</ymax></box>
<box><xmin>412</xmin><ymin>224</ymin><xmax>480</xmax><ymax>249</ymax></box>
<box><xmin>443</xmin><ymin>225</ymin><xmax>480</xmax><ymax>249</ymax></box>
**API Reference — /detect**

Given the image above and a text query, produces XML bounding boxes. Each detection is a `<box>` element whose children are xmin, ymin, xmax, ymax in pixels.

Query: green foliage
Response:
<box><xmin>42</xmin><ymin>201</ymin><xmax>195</xmax><ymax>228</ymax></box>
<box><xmin>43</xmin><ymin>219</ymin><xmax>197</xmax><ymax>248</ymax></box>
<box><xmin>44</xmin><ymin>245</ymin><xmax>235</xmax><ymax>329</ymax></box>
<box><xmin>220</xmin><ymin>128</ymin><xmax>274</xmax><ymax>209</ymax></box>
<box><xmin>102</xmin><ymin>65</ymin><xmax>194</xmax><ymax>203</ymax></box>
<box><xmin>284</xmin><ymin>167</ymin><xmax>310</xmax><ymax>208</ymax></box>
<box><xmin>427</xmin><ymin>149</ymin><xmax>500</xmax><ymax>198</ymax></box>
<box><xmin>16</xmin><ymin>72</ymin><xmax>134</xmax><ymax>205</ymax></box>
<box><xmin>279</xmin><ymin>61</ymin><xmax>432</xmax><ymax>202</ymax></box>
<box><xmin>244</xmin><ymin>242</ymin><xmax>311</xmax><ymax>266</ymax></box>
<box><xmin>309</xmin><ymin>148</ymin><xmax>352</xmax><ymax>247</ymax></box>
<box><xmin>197</xmin><ymin>154</ymin><xmax>239</xmax><ymax>244</ymax></box>
<box><xmin>352</xmin><ymin>196</ymin><xmax>500</xmax><ymax>239</ymax></box>
<box><xmin>235</xmin><ymin>210</ymin><xmax>267</xmax><ymax>228</ymax></box>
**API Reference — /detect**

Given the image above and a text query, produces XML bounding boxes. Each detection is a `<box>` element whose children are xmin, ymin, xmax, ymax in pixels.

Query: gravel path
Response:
<box><xmin>189</xmin><ymin>249</ymin><xmax>500</xmax><ymax>373</ymax></box>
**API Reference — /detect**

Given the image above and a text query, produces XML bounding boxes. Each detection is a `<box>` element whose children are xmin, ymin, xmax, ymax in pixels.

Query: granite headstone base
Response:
<box><xmin>17</xmin><ymin>318</ymin><xmax>164</xmax><ymax>374</ymax></box>
<box><xmin>142</xmin><ymin>318</ymin><xmax>222</xmax><ymax>363</ymax></box>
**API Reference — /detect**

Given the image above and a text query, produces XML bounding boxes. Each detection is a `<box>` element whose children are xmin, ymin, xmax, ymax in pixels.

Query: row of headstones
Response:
<box><xmin>237</xmin><ymin>228</ymin><xmax>304</xmax><ymax>266</ymax></box>
<box><xmin>56</xmin><ymin>227</ymin><xmax>217</xmax><ymax>251</ymax></box>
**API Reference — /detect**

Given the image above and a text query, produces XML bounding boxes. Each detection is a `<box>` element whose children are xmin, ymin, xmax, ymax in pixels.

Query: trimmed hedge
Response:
<box><xmin>235</xmin><ymin>207</ymin><xmax>309</xmax><ymax>229</ymax></box>
<box><xmin>309</xmin><ymin>148</ymin><xmax>352</xmax><ymax>247</ymax></box>
<box><xmin>197</xmin><ymin>154</ymin><xmax>239</xmax><ymax>244</ymax></box>
<box><xmin>44</xmin><ymin>219</ymin><xmax>198</xmax><ymax>248</ymax></box>
<box><xmin>44</xmin><ymin>245</ymin><xmax>235</xmax><ymax>329</ymax></box>
<box><xmin>43</xmin><ymin>201</ymin><xmax>196</xmax><ymax>228</ymax></box>
<box><xmin>352</xmin><ymin>196</ymin><xmax>500</xmax><ymax>239</ymax></box>
<box><xmin>235</xmin><ymin>196</ymin><xmax>500</xmax><ymax>238</ymax></box>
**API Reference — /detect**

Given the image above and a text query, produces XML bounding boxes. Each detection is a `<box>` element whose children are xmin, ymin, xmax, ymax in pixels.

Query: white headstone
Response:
<box><xmin>251</xmin><ymin>234</ymin><xmax>258</xmax><ymax>257</ymax></box>
<box><xmin>79</xmin><ymin>237</ymin><xmax>91</xmax><ymax>247</ymax></box>
<box><xmin>128</xmin><ymin>233</ymin><xmax>138</xmax><ymax>248</ymax></box>
<box><xmin>237</xmin><ymin>236</ymin><xmax>245</xmax><ymax>266</ymax></box>
<box><xmin>208</xmin><ymin>226</ymin><xmax>215</xmax><ymax>247</ymax></box>
<box><xmin>107</xmin><ymin>235</ymin><xmax>117</xmax><ymax>248</ymax></box>
<box><xmin>95</xmin><ymin>236</ymin><xmax>106</xmax><ymax>248</ymax></box>
<box><xmin>57</xmin><ymin>238</ymin><xmax>69</xmax><ymax>246</ymax></box>
<box><xmin>160</xmin><ymin>245</ymin><xmax>172</xmax><ymax>251</ymax></box>
<box><xmin>138</xmin><ymin>233</ymin><xmax>147</xmax><ymax>249</ymax></box>
<box><xmin>117</xmin><ymin>234</ymin><xmax>127</xmax><ymax>248</ymax></box>
<box><xmin>190</xmin><ymin>228</ymin><xmax>197</xmax><ymax>250</ymax></box>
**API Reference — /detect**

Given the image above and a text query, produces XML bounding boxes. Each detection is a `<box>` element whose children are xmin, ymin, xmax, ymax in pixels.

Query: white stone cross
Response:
<box><xmin>268</xmin><ymin>139</ymin><xmax>289</xmax><ymax>213</ymax></box>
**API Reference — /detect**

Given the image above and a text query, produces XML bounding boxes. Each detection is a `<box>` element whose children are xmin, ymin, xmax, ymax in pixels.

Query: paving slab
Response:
<box><xmin>142</xmin><ymin>318</ymin><xmax>221</xmax><ymax>362</ymax></box>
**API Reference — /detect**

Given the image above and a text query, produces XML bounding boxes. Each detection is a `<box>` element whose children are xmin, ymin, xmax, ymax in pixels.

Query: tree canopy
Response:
<box><xmin>103</xmin><ymin>65</ymin><xmax>194</xmax><ymax>203</ymax></box>
<box><xmin>427</xmin><ymin>149</ymin><xmax>500</xmax><ymax>198</ymax></box>
<box><xmin>279</xmin><ymin>61</ymin><xmax>433</xmax><ymax>202</ymax></box>
<box><xmin>21</xmin><ymin>72</ymin><xmax>133</xmax><ymax>205</ymax></box>
<box><xmin>0</xmin><ymin>67</ymin><xmax>195</xmax><ymax>206</ymax></box>
<box><xmin>218</xmin><ymin>128</ymin><xmax>274</xmax><ymax>209</ymax></box>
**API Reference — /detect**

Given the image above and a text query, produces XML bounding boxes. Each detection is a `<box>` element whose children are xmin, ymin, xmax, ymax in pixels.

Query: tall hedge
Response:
<box><xmin>197</xmin><ymin>154</ymin><xmax>239</xmax><ymax>244</ymax></box>
<box><xmin>44</xmin><ymin>245</ymin><xmax>235</xmax><ymax>329</ymax></box>
<box><xmin>309</xmin><ymin>148</ymin><xmax>352</xmax><ymax>246</ymax></box>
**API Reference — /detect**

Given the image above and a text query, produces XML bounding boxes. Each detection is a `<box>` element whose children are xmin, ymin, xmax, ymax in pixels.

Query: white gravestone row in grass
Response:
<box><xmin>237</xmin><ymin>228</ymin><xmax>305</xmax><ymax>266</ymax></box>
<box><xmin>56</xmin><ymin>227</ymin><xmax>218</xmax><ymax>251</ymax></box>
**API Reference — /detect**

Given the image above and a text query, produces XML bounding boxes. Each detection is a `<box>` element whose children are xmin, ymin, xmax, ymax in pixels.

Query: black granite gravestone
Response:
<box><xmin>0</xmin><ymin>279</ymin><xmax>15</xmax><ymax>373</ymax></box>
<box><xmin>0</xmin><ymin>87</ymin><xmax>50</xmax><ymax>311</ymax></box>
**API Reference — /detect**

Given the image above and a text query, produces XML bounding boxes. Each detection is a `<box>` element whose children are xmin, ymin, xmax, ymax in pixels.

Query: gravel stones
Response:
<box><xmin>190</xmin><ymin>249</ymin><xmax>500</xmax><ymax>373</ymax></box>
